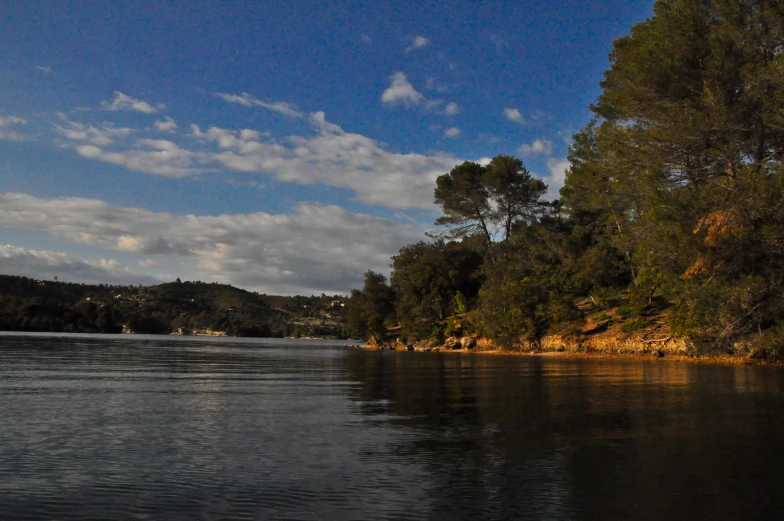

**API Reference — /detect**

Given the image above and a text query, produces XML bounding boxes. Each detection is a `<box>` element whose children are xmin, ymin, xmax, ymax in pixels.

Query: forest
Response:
<box><xmin>0</xmin><ymin>275</ymin><xmax>347</xmax><ymax>338</ymax></box>
<box><xmin>345</xmin><ymin>0</ymin><xmax>784</xmax><ymax>358</ymax></box>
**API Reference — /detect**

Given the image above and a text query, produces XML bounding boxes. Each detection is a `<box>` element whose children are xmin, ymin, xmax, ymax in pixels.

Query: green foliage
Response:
<box><xmin>344</xmin><ymin>271</ymin><xmax>395</xmax><ymax>342</ymax></box>
<box><xmin>444</xmin><ymin>316</ymin><xmax>464</xmax><ymax>338</ymax></box>
<box><xmin>347</xmin><ymin>0</ymin><xmax>784</xmax><ymax>351</ymax></box>
<box><xmin>453</xmin><ymin>292</ymin><xmax>468</xmax><ymax>314</ymax></box>
<box><xmin>562</xmin><ymin>0</ymin><xmax>784</xmax><ymax>346</ymax></box>
<box><xmin>434</xmin><ymin>161</ymin><xmax>494</xmax><ymax>247</ymax></box>
<box><xmin>434</xmin><ymin>155</ymin><xmax>552</xmax><ymax>254</ymax></box>
<box><xmin>751</xmin><ymin>325</ymin><xmax>784</xmax><ymax>361</ymax></box>
<box><xmin>472</xmin><ymin>256</ymin><xmax>551</xmax><ymax>349</ymax></box>
<box><xmin>390</xmin><ymin>241</ymin><xmax>482</xmax><ymax>341</ymax></box>
<box><xmin>621</xmin><ymin>318</ymin><xmax>648</xmax><ymax>334</ymax></box>
<box><xmin>484</xmin><ymin>155</ymin><xmax>549</xmax><ymax>243</ymax></box>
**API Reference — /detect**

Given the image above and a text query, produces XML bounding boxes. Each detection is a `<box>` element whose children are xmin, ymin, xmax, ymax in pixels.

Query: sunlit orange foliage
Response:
<box><xmin>681</xmin><ymin>255</ymin><xmax>706</xmax><ymax>280</ymax></box>
<box><xmin>693</xmin><ymin>209</ymin><xmax>740</xmax><ymax>247</ymax></box>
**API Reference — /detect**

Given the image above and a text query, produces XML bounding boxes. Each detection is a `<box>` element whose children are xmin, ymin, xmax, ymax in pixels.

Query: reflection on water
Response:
<box><xmin>1</xmin><ymin>333</ymin><xmax>784</xmax><ymax>520</ymax></box>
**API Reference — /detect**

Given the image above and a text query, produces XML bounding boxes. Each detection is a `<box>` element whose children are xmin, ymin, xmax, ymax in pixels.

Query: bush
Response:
<box><xmin>621</xmin><ymin>318</ymin><xmax>648</xmax><ymax>334</ymax></box>
<box><xmin>445</xmin><ymin>316</ymin><xmax>464</xmax><ymax>337</ymax></box>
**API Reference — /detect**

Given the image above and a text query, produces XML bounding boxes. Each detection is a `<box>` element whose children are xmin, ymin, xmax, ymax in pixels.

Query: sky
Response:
<box><xmin>0</xmin><ymin>0</ymin><xmax>653</xmax><ymax>295</ymax></box>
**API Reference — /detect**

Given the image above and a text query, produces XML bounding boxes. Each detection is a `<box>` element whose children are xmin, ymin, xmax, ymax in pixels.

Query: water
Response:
<box><xmin>2</xmin><ymin>333</ymin><xmax>784</xmax><ymax>520</ymax></box>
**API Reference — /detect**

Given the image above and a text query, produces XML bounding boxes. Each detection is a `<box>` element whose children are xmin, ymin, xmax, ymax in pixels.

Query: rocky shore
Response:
<box><xmin>353</xmin><ymin>315</ymin><xmax>778</xmax><ymax>366</ymax></box>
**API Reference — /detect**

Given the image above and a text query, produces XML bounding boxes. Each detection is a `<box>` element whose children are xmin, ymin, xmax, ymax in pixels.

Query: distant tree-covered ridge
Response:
<box><xmin>0</xmin><ymin>275</ymin><xmax>348</xmax><ymax>338</ymax></box>
<box><xmin>346</xmin><ymin>0</ymin><xmax>784</xmax><ymax>359</ymax></box>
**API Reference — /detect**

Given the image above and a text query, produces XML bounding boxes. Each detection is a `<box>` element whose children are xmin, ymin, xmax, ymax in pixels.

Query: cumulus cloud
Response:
<box><xmin>0</xmin><ymin>193</ymin><xmax>424</xmax><ymax>294</ymax></box>
<box><xmin>101</xmin><ymin>91</ymin><xmax>162</xmax><ymax>114</ymax></box>
<box><xmin>381</xmin><ymin>72</ymin><xmax>424</xmax><ymax>107</ymax></box>
<box><xmin>153</xmin><ymin>117</ymin><xmax>178</xmax><ymax>132</ymax></box>
<box><xmin>444</xmin><ymin>127</ymin><xmax>461</xmax><ymax>138</ymax></box>
<box><xmin>406</xmin><ymin>36</ymin><xmax>430</xmax><ymax>52</ymax></box>
<box><xmin>55</xmin><ymin>121</ymin><xmax>134</xmax><ymax>145</ymax></box>
<box><xmin>215</xmin><ymin>92</ymin><xmax>303</xmax><ymax>118</ymax></box>
<box><xmin>519</xmin><ymin>138</ymin><xmax>553</xmax><ymax>157</ymax></box>
<box><xmin>503</xmin><ymin>107</ymin><xmax>525</xmax><ymax>124</ymax></box>
<box><xmin>0</xmin><ymin>244</ymin><xmax>159</xmax><ymax>285</ymax></box>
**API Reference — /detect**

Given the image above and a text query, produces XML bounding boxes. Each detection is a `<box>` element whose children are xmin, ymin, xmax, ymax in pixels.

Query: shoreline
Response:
<box><xmin>356</xmin><ymin>345</ymin><xmax>767</xmax><ymax>366</ymax></box>
<box><xmin>354</xmin><ymin>331</ymin><xmax>782</xmax><ymax>367</ymax></box>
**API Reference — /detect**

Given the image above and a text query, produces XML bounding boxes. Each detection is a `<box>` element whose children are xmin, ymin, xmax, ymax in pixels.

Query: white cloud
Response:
<box><xmin>443</xmin><ymin>102</ymin><xmax>459</xmax><ymax>116</ymax></box>
<box><xmin>0</xmin><ymin>116</ymin><xmax>26</xmax><ymax>126</ymax></box>
<box><xmin>0</xmin><ymin>193</ymin><xmax>424</xmax><ymax>294</ymax></box>
<box><xmin>406</xmin><ymin>36</ymin><xmax>430</xmax><ymax>52</ymax></box>
<box><xmin>0</xmin><ymin>115</ymin><xmax>29</xmax><ymax>141</ymax></box>
<box><xmin>101</xmin><ymin>91</ymin><xmax>162</xmax><ymax>114</ymax></box>
<box><xmin>55</xmin><ymin>121</ymin><xmax>134</xmax><ymax>145</ymax></box>
<box><xmin>444</xmin><ymin>127</ymin><xmax>461</xmax><ymax>138</ymax></box>
<box><xmin>504</xmin><ymin>107</ymin><xmax>525</xmax><ymax>124</ymax></box>
<box><xmin>35</xmin><ymin>65</ymin><xmax>53</xmax><ymax>74</ymax></box>
<box><xmin>73</xmin><ymin>139</ymin><xmax>202</xmax><ymax>177</ymax></box>
<box><xmin>214</xmin><ymin>92</ymin><xmax>303</xmax><ymax>118</ymax></box>
<box><xmin>62</xmin><ymin>103</ymin><xmax>460</xmax><ymax>209</ymax></box>
<box><xmin>154</xmin><ymin>117</ymin><xmax>178</xmax><ymax>132</ymax></box>
<box><xmin>0</xmin><ymin>244</ymin><xmax>159</xmax><ymax>285</ymax></box>
<box><xmin>519</xmin><ymin>138</ymin><xmax>553</xmax><ymax>157</ymax></box>
<box><xmin>423</xmin><ymin>99</ymin><xmax>460</xmax><ymax>117</ymax></box>
<box><xmin>385</xmin><ymin>76</ymin><xmax>456</xmax><ymax>116</ymax></box>
<box><xmin>195</xmin><ymin>115</ymin><xmax>459</xmax><ymax>209</ymax></box>
<box><xmin>544</xmin><ymin>157</ymin><xmax>569</xmax><ymax>200</ymax></box>
<box><xmin>361</xmin><ymin>34</ymin><xmax>372</xmax><ymax>43</ymax></box>
<box><xmin>381</xmin><ymin>72</ymin><xmax>424</xmax><ymax>107</ymax></box>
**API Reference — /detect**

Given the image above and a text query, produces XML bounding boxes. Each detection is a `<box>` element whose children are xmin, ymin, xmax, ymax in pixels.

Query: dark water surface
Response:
<box><xmin>2</xmin><ymin>333</ymin><xmax>784</xmax><ymax>520</ymax></box>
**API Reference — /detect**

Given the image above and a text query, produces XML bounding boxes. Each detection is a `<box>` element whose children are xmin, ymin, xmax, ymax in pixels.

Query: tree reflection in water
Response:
<box><xmin>344</xmin><ymin>350</ymin><xmax>784</xmax><ymax>520</ymax></box>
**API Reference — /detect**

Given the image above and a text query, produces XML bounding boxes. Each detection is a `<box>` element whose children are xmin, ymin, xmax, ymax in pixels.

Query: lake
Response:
<box><xmin>1</xmin><ymin>333</ymin><xmax>784</xmax><ymax>520</ymax></box>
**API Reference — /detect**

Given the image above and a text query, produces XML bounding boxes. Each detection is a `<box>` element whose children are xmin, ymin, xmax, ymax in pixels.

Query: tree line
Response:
<box><xmin>0</xmin><ymin>276</ymin><xmax>347</xmax><ymax>338</ymax></box>
<box><xmin>345</xmin><ymin>0</ymin><xmax>784</xmax><ymax>357</ymax></box>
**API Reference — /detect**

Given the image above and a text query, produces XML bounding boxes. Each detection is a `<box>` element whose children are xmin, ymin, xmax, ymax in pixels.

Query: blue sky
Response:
<box><xmin>0</xmin><ymin>0</ymin><xmax>653</xmax><ymax>294</ymax></box>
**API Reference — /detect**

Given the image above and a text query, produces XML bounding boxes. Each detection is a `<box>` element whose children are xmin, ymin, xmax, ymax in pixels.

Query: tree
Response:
<box><xmin>484</xmin><ymin>155</ymin><xmax>549</xmax><ymax>243</ymax></box>
<box><xmin>563</xmin><ymin>0</ymin><xmax>784</xmax><ymax>345</ymax></box>
<box><xmin>433</xmin><ymin>155</ymin><xmax>550</xmax><ymax>258</ymax></box>
<box><xmin>434</xmin><ymin>161</ymin><xmax>494</xmax><ymax>247</ymax></box>
<box><xmin>344</xmin><ymin>271</ymin><xmax>395</xmax><ymax>343</ymax></box>
<box><xmin>390</xmin><ymin>240</ymin><xmax>483</xmax><ymax>341</ymax></box>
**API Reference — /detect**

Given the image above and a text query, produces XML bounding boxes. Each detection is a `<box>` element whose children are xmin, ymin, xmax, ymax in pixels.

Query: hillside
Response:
<box><xmin>0</xmin><ymin>275</ymin><xmax>347</xmax><ymax>338</ymax></box>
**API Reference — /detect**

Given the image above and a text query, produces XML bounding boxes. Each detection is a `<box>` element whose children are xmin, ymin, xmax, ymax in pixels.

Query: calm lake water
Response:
<box><xmin>2</xmin><ymin>333</ymin><xmax>784</xmax><ymax>520</ymax></box>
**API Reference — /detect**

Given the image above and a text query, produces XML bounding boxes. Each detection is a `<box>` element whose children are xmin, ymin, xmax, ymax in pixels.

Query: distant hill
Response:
<box><xmin>0</xmin><ymin>275</ymin><xmax>347</xmax><ymax>338</ymax></box>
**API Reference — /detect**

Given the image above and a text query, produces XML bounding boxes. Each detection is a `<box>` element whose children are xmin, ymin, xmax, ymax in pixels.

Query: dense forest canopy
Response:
<box><xmin>346</xmin><ymin>0</ymin><xmax>784</xmax><ymax>356</ymax></box>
